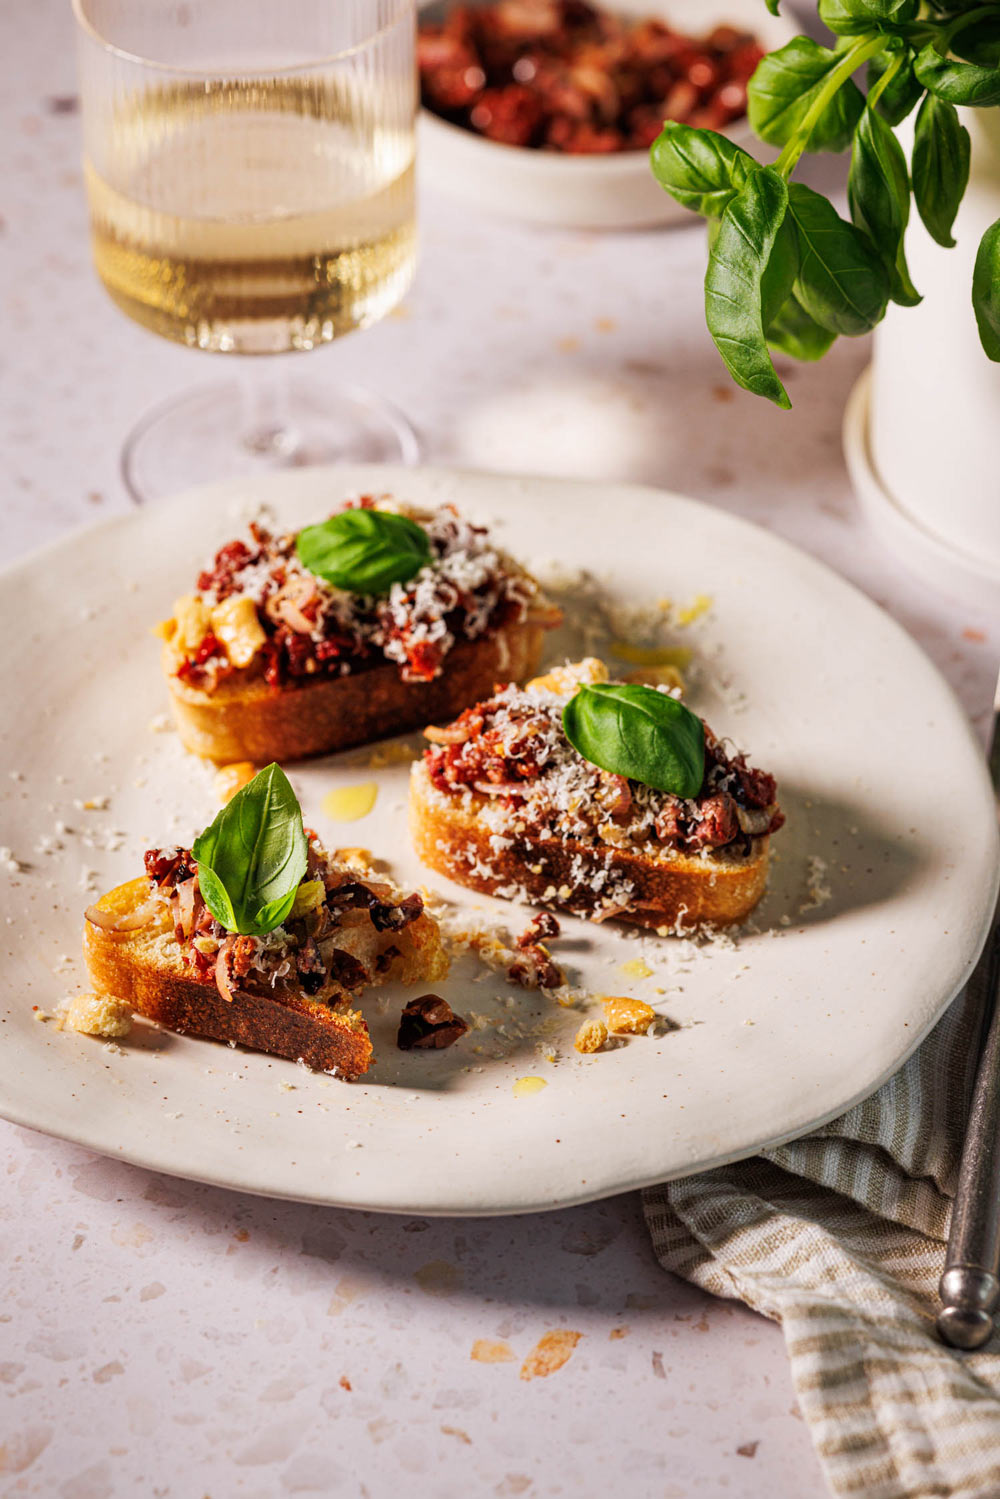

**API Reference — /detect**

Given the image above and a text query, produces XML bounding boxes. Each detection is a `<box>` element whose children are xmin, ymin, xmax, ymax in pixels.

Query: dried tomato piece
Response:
<box><xmin>397</xmin><ymin>994</ymin><xmax>470</xmax><ymax>1050</ymax></box>
<box><xmin>517</xmin><ymin>911</ymin><xmax>561</xmax><ymax>946</ymax></box>
<box><xmin>470</xmin><ymin>85</ymin><xmax>545</xmax><ymax>146</ymax></box>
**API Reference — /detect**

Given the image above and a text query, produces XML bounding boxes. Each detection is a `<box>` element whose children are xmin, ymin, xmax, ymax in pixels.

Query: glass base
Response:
<box><xmin>121</xmin><ymin>371</ymin><xmax>420</xmax><ymax>504</ymax></box>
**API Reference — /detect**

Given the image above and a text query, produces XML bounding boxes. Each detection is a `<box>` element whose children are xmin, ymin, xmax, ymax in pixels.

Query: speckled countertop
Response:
<box><xmin>1</xmin><ymin>3</ymin><xmax>995</xmax><ymax>1497</ymax></box>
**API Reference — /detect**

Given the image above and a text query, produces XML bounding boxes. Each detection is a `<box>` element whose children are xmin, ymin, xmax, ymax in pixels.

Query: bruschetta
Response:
<box><xmin>409</xmin><ymin>659</ymin><xmax>783</xmax><ymax>931</ymax></box>
<box><xmin>158</xmin><ymin>498</ymin><xmax>560</xmax><ymax>764</ymax></box>
<box><xmin>83</xmin><ymin>767</ymin><xmax>449</xmax><ymax>1079</ymax></box>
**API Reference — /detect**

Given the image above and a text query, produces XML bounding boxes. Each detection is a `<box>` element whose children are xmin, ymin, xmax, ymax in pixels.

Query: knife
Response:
<box><xmin>937</xmin><ymin>671</ymin><xmax>1000</xmax><ymax>1350</ymax></box>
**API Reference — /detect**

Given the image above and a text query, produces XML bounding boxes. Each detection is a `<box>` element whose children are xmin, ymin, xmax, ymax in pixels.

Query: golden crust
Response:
<box><xmin>83</xmin><ymin>876</ymin><xmax>448</xmax><ymax>1080</ymax></box>
<box><xmin>408</xmin><ymin>761</ymin><xmax>770</xmax><ymax>931</ymax></box>
<box><xmin>166</xmin><ymin>623</ymin><xmax>547</xmax><ymax>765</ymax></box>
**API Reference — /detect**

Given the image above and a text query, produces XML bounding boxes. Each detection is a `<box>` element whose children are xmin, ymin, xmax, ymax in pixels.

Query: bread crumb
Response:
<box><xmin>148</xmin><ymin>714</ymin><xmax>173</xmax><ymax>734</ymax></box>
<box><xmin>214</xmin><ymin>762</ymin><xmax>257</xmax><ymax>804</ymax></box>
<box><xmin>574</xmin><ymin>1018</ymin><xmax>608</xmax><ymax>1054</ymax></box>
<box><xmin>601</xmin><ymin>996</ymin><xmax>656</xmax><ymax>1035</ymax></box>
<box><xmin>61</xmin><ymin>992</ymin><xmax>133</xmax><ymax>1039</ymax></box>
<box><xmin>337</xmin><ymin>846</ymin><xmax>376</xmax><ymax>873</ymax></box>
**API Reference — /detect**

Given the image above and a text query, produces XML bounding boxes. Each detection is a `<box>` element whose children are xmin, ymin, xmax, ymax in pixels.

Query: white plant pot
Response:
<box><xmin>843</xmin><ymin>106</ymin><xmax>1000</xmax><ymax>610</ymax></box>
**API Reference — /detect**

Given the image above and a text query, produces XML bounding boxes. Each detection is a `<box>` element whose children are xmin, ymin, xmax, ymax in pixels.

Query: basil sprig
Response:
<box><xmin>296</xmin><ymin>508</ymin><xmax>431</xmax><ymax>595</ymax></box>
<box><xmin>650</xmin><ymin>1</ymin><xmax>1000</xmax><ymax>404</ymax></box>
<box><xmin>192</xmin><ymin>763</ymin><xmax>308</xmax><ymax>936</ymax></box>
<box><xmin>562</xmin><ymin>683</ymin><xmax>705</xmax><ymax>799</ymax></box>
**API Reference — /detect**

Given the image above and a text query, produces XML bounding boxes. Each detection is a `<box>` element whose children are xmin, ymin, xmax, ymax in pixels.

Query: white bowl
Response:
<box><xmin>418</xmin><ymin>0</ymin><xmax>798</xmax><ymax>229</ymax></box>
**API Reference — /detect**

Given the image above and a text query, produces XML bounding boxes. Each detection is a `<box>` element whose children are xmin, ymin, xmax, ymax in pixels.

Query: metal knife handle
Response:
<box><xmin>938</xmin><ymin>919</ymin><xmax>1000</xmax><ymax>1349</ymax></box>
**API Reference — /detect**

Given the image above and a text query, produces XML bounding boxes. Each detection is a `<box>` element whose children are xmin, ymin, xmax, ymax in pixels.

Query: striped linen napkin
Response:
<box><xmin>642</xmin><ymin>964</ymin><xmax>1000</xmax><ymax>1499</ymax></box>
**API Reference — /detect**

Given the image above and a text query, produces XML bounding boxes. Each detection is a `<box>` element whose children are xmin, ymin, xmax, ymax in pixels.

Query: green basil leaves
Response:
<box><xmin>562</xmin><ymin>683</ymin><xmax>705</xmax><ymax>799</ymax></box>
<box><xmin>787</xmin><ymin>183</ymin><xmax>890</xmax><ymax>336</ymax></box>
<box><xmin>973</xmin><ymin>217</ymin><xmax>1000</xmax><ymax>362</ymax></box>
<box><xmin>766</xmin><ymin>291</ymin><xmax>837</xmax><ymax>362</ymax></box>
<box><xmin>296</xmin><ymin>508</ymin><xmax>431</xmax><ymax>595</ymax></box>
<box><xmin>912</xmin><ymin>94</ymin><xmax>971</xmax><ymax>248</ymax></box>
<box><xmin>705</xmin><ymin>166</ymin><xmax>796</xmax><ymax>409</ymax></box>
<box><xmin>192</xmin><ymin>763</ymin><xmax>309</xmax><ymax>937</ymax></box>
<box><xmin>645</xmin><ymin>3</ymin><xmax>1000</xmax><ymax>394</ymax></box>
<box><xmin>848</xmin><ymin>105</ymin><xmax>920</xmax><ymax>307</ymax></box>
<box><xmin>748</xmin><ymin>38</ymin><xmax>865</xmax><ymax>154</ymax></box>
<box><xmin>819</xmin><ymin>0</ymin><xmax>917</xmax><ymax>37</ymax></box>
<box><xmin>867</xmin><ymin>47</ymin><xmax>923</xmax><ymax>125</ymax></box>
<box><xmin>914</xmin><ymin>45</ymin><xmax>1000</xmax><ymax>108</ymax></box>
<box><xmin>650</xmin><ymin>124</ymin><xmax>755</xmax><ymax>219</ymax></box>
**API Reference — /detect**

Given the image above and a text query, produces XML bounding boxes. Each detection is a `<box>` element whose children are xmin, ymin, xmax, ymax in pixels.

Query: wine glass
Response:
<box><xmin>74</xmin><ymin>0</ymin><xmax>419</xmax><ymax>503</ymax></box>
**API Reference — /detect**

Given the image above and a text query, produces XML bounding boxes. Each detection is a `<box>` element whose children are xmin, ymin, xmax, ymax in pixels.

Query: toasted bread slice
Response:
<box><xmin>84</xmin><ymin>869</ymin><xmax>449</xmax><ymax>1080</ymax></box>
<box><xmin>167</xmin><ymin>622</ymin><xmax>546</xmax><ymax>765</ymax></box>
<box><xmin>410</xmin><ymin>761</ymin><xmax>770</xmax><ymax>931</ymax></box>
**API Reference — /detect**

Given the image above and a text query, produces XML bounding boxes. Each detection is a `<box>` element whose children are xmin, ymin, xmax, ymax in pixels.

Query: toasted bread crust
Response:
<box><xmin>409</xmin><ymin>762</ymin><xmax>770</xmax><ymax>931</ymax></box>
<box><xmin>167</xmin><ymin>623</ymin><xmax>546</xmax><ymax>764</ymax></box>
<box><xmin>83</xmin><ymin>876</ymin><xmax>447</xmax><ymax>1078</ymax></box>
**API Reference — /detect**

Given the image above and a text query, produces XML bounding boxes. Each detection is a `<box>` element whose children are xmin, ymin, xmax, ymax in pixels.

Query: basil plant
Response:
<box><xmin>650</xmin><ymin>0</ymin><xmax>1000</xmax><ymax>407</ymax></box>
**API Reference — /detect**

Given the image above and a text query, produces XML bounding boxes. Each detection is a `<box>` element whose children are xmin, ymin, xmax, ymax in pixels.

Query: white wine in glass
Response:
<box><xmin>75</xmin><ymin>0</ymin><xmax>419</xmax><ymax>502</ymax></box>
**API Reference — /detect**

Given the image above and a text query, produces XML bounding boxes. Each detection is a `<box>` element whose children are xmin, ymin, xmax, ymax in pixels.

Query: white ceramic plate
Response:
<box><xmin>0</xmin><ymin>465</ymin><xmax>995</xmax><ymax>1216</ymax></box>
<box><xmin>418</xmin><ymin>0</ymin><xmax>797</xmax><ymax>229</ymax></box>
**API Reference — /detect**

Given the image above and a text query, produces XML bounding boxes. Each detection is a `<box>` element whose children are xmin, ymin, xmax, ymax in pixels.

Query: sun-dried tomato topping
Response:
<box><xmin>423</xmin><ymin>685</ymin><xmax>783</xmax><ymax>855</ymax></box>
<box><xmin>197</xmin><ymin>539</ymin><xmax>256</xmax><ymax>600</ymax></box>
<box><xmin>144</xmin><ymin>846</ymin><xmax>195</xmax><ymax>886</ymax></box>
<box><xmin>176</xmin><ymin>502</ymin><xmax>546</xmax><ymax>692</ymax></box>
<box><xmin>142</xmin><ymin>845</ymin><xmax>423</xmax><ymax>1004</ymax></box>
<box><xmin>419</xmin><ymin>2</ymin><xmax>763</xmax><ymax>153</ymax></box>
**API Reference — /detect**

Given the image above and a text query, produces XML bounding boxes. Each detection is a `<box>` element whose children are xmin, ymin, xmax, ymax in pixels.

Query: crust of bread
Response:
<box><xmin>83</xmin><ymin>876</ymin><xmax>448</xmax><ymax>1079</ymax></box>
<box><xmin>167</xmin><ymin>622</ymin><xmax>547</xmax><ymax>765</ymax></box>
<box><xmin>409</xmin><ymin>761</ymin><xmax>770</xmax><ymax>931</ymax></box>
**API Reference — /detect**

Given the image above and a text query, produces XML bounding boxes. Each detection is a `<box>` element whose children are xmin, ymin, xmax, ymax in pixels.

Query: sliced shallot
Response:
<box><xmin>173</xmin><ymin>878</ymin><xmax>198</xmax><ymax>940</ymax></box>
<box><xmin>424</xmin><ymin>722</ymin><xmax>473</xmax><ymax>745</ymax></box>
<box><xmin>84</xmin><ymin>895</ymin><xmax>161</xmax><ymax>932</ymax></box>
<box><xmin>215</xmin><ymin>940</ymin><xmax>239</xmax><ymax>1004</ymax></box>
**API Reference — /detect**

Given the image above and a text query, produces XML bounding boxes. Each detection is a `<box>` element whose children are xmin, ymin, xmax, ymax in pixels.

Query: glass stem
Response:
<box><xmin>239</xmin><ymin>360</ymin><xmax>302</xmax><ymax>459</ymax></box>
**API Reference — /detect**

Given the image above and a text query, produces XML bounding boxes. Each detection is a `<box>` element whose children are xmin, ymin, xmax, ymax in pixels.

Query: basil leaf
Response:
<box><xmin>819</xmin><ymin>0</ymin><xmax>917</xmax><ymax>35</ymax></box>
<box><xmin>562</xmin><ymin>684</ymin><xmax>705</xmax><ymax>799</ymax></box>
<box><xmin>973</xmin><ymin>216</ymin><xmax>1000</xmax><ymax>361</ymax></box>
<box><xmin>952</xmin><ymin>18</ymin><xmax>1000</xmax><ymax>69</ymax></box>
<box><xmin>912</xmin><ymin>93</ymin><xmax>971</xmax><ymax>247</ymax></box>
<box><xmin>914</xmin><ymin>43</ymin><xmax>1000</xmax><ymax>106</ymax></box>
<box><xmin>848</xmin><ymin>105</ymin><xmax>921</xmax><ymax>307</ymax></box>
<box><xmin>296</xmin><ymin>508</ymin><xmax>431</xmax><ymax>595</ymax></box>
<box><xmin>761</xmin><ymin>215</ymin><xmax>802</xmax><ymax>331</ymax></box>
<box><xmin>649</xmin><ymin>123</ymin><xmax>756</xmax><ymax>219</ymax></box>
<box><xmin>748</xmin><ymin>37</ymin><xmax>865</xmax><ymax>153</ymax></box>
<box><xmin>192</xmin><ymin>763</ymin><xmax>309</xmax><ymax>937</ymax></box>
<box><xmin>787</xmin><ymin>182</ymin><xmax>891</xmax><ymax>335</ymax></box>
<box><xmin>867</xmin><ymin>46</ymin><xmax>924</xmax><ymax>124</ymax></box>
<box><xmin>705</xmin><ymin>166</ymin><xmax>795</xmax><ymax>409</ymax></box>
<box><xmin>766</xmin><ymin>290</ymin><xmax>838</xmax><ymax>361</ymax></box>
<box><xmin>764</xmin><ymin>0</ymin><xmax>782</xmax><ymax>13</ymax></box>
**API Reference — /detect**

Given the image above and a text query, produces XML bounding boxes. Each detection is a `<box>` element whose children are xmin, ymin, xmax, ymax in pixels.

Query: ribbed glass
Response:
<box><xmin>75</xmin><ymin>0</ymin><xmax>417</xmax><ymax>354</ymax></box>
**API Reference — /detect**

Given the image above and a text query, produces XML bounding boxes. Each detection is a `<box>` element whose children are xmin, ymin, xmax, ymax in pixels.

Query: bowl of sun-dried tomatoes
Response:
<box><xmin>418</xmin><ymin>0</ymin><xmax>796</xmax><ymax>228</ymax></box>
